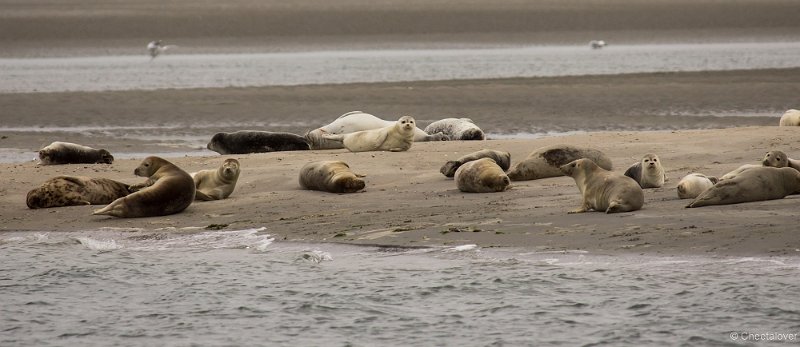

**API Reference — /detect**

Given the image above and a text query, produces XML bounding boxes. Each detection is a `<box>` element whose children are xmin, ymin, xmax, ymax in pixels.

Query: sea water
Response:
<box><xmin>2</xmin><ymin>228</ymin><xmax>799</xmax><ymax>346</ymax></box>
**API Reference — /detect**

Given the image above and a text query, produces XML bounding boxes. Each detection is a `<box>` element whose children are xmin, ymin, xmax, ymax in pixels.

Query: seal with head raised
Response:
<box><xmin>299</xmin><ymin>160</ymin><xmax>366</xmax><ymax>193</ymax></box>
<box><xmin>687</xmin><ymin>166</ymin><xmax>800</xmax><ymax>208</ymax></box>
<box><xmin>507</xmin><ymin>144</ymin><xmax>612</xmax><ymax>181</ymax></box>
<box><xmin>762</xmin><ymin>150</ymin><xmax>800</xmax><ymax>172</ymax></box>
<box><xmin>93</xmin><ymin>156</ymin><xmax>195</xmax><ymax>218</ymax></box>
<box><xmin>322</xmin><ymin>116</ymin><xmax>417</xmax><ymax>152</ymax></box>
<box><xmin>779</xmin><ymin>109</ymin><xmax>800</xmax><ymax>126</ymax></box>
<box><xmin>38</xmin><ymin>141</ymin><xmax>114</xmax><ymax>165</ymax></box>
<box><xmin>26</xmin><ymin>176</ymin><xmax>131</xmax><ymax>209</ymax></box>
<box><xmin>676</xmin><ymin>173</ymin><xmax>717</xmax><ymax>199</ymax></box>
<box><xmin>440</xmin><ymin>149</ymin><xmax>511</xmax><ymax>178</ymax></box>
<box><xmin>560</xmin><ymin>158</ymin><xmax>644</xmax><ymax>213</ymax></box>
<box><xmin>454</xmin><ymin>158</ymin><xmax>510</xmax><ymax>193</ymax></box>
<box><xmin>623</xmin><ymin>153</ymin><xmax>667</xmax><ymax>188</ymax></box>
<box><xmin>424</xmin><ymin>118</ymin><xmax>485</xmax><ymax>141</ymax></box>
<box><xmin>304</xmin><ymin>111</ymin><xmax>449</xmax><ymax>149</ymax></box>
<box><xmin>207</xmin><ymin>131</ymin><xmax>310</xmax><ymax>155</ymax></box>
<box><xmin>191</xmin><ymin>158</ymin><xmax>241</xmax><ymax>201</ymax></box>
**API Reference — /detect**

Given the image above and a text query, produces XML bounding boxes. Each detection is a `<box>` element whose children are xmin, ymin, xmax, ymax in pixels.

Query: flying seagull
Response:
<box><xmin>589</xmin><ymin>40</ymin><xmax>607</xmax><ymax>49</ymax></box>
<box><xmin>147</xmin><ymin>40</ymin><xmax>176</xmax><ymax>60</ymax></box>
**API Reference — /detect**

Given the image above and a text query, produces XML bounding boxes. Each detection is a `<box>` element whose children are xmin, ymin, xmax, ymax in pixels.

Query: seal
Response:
<box><xmin>779</xmin><ymin>109</ymin><xmax>800</xmax><ymax>126</ymax></box>
<box><xmin>191</xmin><ymin>158</ymin><xmax>241</xmax><ymax>201</ymax></box>
<box><xmin>560</xmin><ymin>158</ymin><xmax>644</xmax><ymax>213</ymax></box>
<box><xmin>207</xmin><ymin>131</ymin><xmax>310</xmax><ymax>155</ymax></box>
<box><xmin>440</xmin><ymin>149</ymin><xmax>511</xmax><ymax>178</ymax></box>
<box><xmin>305</xmin><ymin>111</ymin><xmax>449</xmax><ymax>149</ymax></box>
<box><xmin>454</xmin><ymin>158</ymin><xmax>511</xmax><ymax>193</ymax></box>
<box><xmin>687</xmin><ymin>167</ymin><xmax>800</xmax><ymax>208</ymax></box>
<box><xmin>762</xmin><ymin>150</ymin><xmax>800</xmax><ymax>172</ymax></box>
<box><xmin>322</xmin><ymin>116</ymin><xmax>416</xmax><ymax>152</ymax></box>
<box><xmin>424</xmin><ymin>118</ymin><xmax>485</xmax><ymax>141</ymax></box>
<box><xmin>38</xmin><ymin>141</ymin><xmax>114</xmax><ymax>165</ymax></box>
<box><xmin>719</xmin><ymin>164</ymin><xmax>760</xmax><ymax>181</ymax></box>
<box><xmin>93</xmin><ymin>156</ymin><xmax>195</xmax><ymax>218</ymax></box>
<box><xmin>26</xmin><ymin>176</ymin><xmax>130</xmax><ymax>209</ymax></box>
<box><xmin>623</xmin><ymin>153</ymin><xmax>667</xmax><ymax>188</ymax></box>
<box><xmin>299</xmin><ymin>160</ymin><xmax>366</xmax><ymax>193</ymax></box>
<box><xmin>507</xmin><ymin>144</ymin><xmax>612</xmax><ymax>181</ymax></box>
<box><xmin>676</xmin><ymin>173</ymin><xmax>718</xmax><ymax>199</ymax></box>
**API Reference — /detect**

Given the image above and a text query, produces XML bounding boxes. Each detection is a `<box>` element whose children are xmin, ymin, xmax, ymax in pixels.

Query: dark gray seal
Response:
<box><xmin>440</xmin><ymin>149</ymin><xmax>511</xmax><ymax>178</ymax></box>
<box><xmin>507</xmin><ymin>144</ymin><xmax>612</xmax><ymax>181</ymax></box>
<box><xmin>38</xmin><ymin>141</ymin><xmax>114</xmax><ymax>165</ymax></box>
<box><xmin>207</xmin><ymin>131</ymin><xmax>310</xmax><ymax>155</ymax></box>
<box><xmin>26</xmin><ymin>176</ymin><xmax>130</xmax><ymax>209</ymax></box>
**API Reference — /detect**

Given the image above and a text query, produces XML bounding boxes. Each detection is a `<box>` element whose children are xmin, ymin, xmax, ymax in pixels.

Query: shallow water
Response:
<box><xmin>2</xmin><ymin>42</ymin><xmax>799</xmax><ymax>93</ymax></box>
<box><xmin>1</xmin><ymin>228</ymin><xmax>799</xmax><ymax>346</ymax></box>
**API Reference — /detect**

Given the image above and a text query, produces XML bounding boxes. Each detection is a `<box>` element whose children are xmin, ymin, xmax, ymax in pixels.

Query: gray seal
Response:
<box><xmin>687</xmin><ymin>166</ymin><xmax>800</xmax><ymax>208</ymax></box>
<box><xmin>560</xmin><ymin>158</ymin><xmax>644</xmax><ymax>214</ymax></box>
<box><xmin>424</xmin><ymin>118</ymin><xmax>485</xmax><ymax>141</ymax></box>
<box><xmin>38</xmin><ymin>141</ymin><xmax>114</xmax><ymax>165</ymax></box>
<box><xmin>762</xmin><ymin>150</ymin><xmax>800</xmax><ymax>171</ymax></box>
<box><xmin>440</xmin><ymin>149</ymin><xmax>511</xmax><ymax>178</ymax></box>
<box><xmin>507</xmin><ymin>144</ymin><xmax>612</xmax><ymax>181</ymax></box>
<box><xmin>27</xmin><ymin>176</ymin><xmax>130</xmax><ymax>209</ymax></box>
<box><xmin>207</xmin><ymin>131</ymin><xmax>310</xmax><ymax>155</ymax></box>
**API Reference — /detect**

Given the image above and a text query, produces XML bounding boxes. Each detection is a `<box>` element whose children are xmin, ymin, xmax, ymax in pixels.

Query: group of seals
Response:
<box><xmin>191</xmin><ymin>158</ymin><xmax>241</xmax><ymax>201</ymax></box>
<box><xmin>38</xmin><ymin>141</ymin><xmax>114</xmax><ymax>165</ymax></box>
<box><xmin>687</xmin><ymin>167</ymin><xmax>800</xmax><ymax>208</ymax></box>
<box><xmin>322</xmin><ymin>115</ymin><xmax>418</xmax><ymax>152</ymax></box>
<box><xmin>624</xmin><ymin>154</ymin><xmax>666</xmax><ymax>188</ymax></box>
<box><xmin>304</xmin><ymin>111</ymin><xmax>450</xmax><ymax>150</ymax></box>
<box><xmin>26</xmin><ymin>176</ymin><xmax>131</xmax><ymax>209</ymax></box>
<box><xmin>440</xmin><ymin>149</ymin><xmax>511</xmax><ymax>178</ymax></box>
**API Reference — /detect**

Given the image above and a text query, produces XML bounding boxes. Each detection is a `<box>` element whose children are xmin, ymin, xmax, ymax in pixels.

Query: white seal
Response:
<box><xmin>322</xmin><ymin>116</ymin><xmax>417</xmax><ymax>152</ymax></box>
<box><xmin>305</xmin><ymin>111</ymin><xmax>449</xmax><ymax>149</ymax></box>
<box><xmin>779</xmin><ymin>109</ymin><xmax>800</xmax><ymax>126</ymax></box>
<box><xmin>676</xmin><ymin>173</ymin><xmax>717</xmax><ymax>199</ymax></box>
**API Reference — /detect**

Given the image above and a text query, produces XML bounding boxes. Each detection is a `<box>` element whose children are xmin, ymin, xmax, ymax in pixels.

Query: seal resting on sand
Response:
<box><xmin>507</xmin><ymin>144</ymin><xmax>612</xmax><ymax>181</ymax></box>
<box><xmin>207</xmin><ymin>131</ymin><xmax>310</xmax><ymax>154</ymax></box>
<box><xmin>560</xmin><ymin>158</ymin><xmax>643</xmax><ymax>214</ymax></box>
<box><xmin>424</xmin><ymin>118</ymin><xmax>485</xmax><ymax>141</ymax></box>
<box><xmin>779</xmin><ymin>109</ymin><xmax>800</xmax><ymax>126</ymax></box>
<box><xmin>454</xmin><ymin>158</ymin><xmax>510</xmax><ymax>193</ymax></box>
<box><xmin>322</xmin><ymin>116</ymin><xmax>416</xmax><ymax>152</ymax></box>
<box><xmin>687</xmin><ymin>167</ymin><xmax>800</xmax><ymax>208</ymax></box>
<box><xmin>93</xmin><ymin>156</ymin><xmax>195</xmax><ymax>218</ymax></box>
<box><xmin>191</xmin><ymin>158</ymin><xmax>241</xmax><ymax>201</ymax></box>
<box><xmin>304</xmin><ymin>111</ymin><xmax>449</xmax><ymax>149</ymax></box>
<box><xmin>676</xmin><ymin>173</ymin><xmax>718</xmax><ymax>199</ymax></box>
<box><xmin>26</xmin><ymin>176</ymin><xmax>130</xmax><ymax>209</ymax></box>
<box><xmin>299</xmin><ymin>160</ymin><xmax>365</xmax><ymax>193</ymax></box>
<box><xmin>624</xmin><ymin>153</ymin><xmax>667</xmax><ymax>188</ymax></box>
<box><xmin>38</xmin><ymin>141</ymin><xmax>114</xmax><ymax>165</ymax></box>
<box><xmin>440</xmin><ymin>149</ymin><xmax>510</xmax><ymax>178</ymax></box>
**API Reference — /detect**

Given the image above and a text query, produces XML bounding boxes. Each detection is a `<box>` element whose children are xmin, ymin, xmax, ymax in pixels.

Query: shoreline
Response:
<box><xmin>3</xmin><ymin>127</ymin><xmax>800</xmax><ymax>257</ymax></box>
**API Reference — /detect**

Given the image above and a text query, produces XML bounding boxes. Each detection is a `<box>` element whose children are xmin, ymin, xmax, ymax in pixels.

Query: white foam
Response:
<box><xmin>447</xmin><ymin>244</ymin><xmax>479</xmax><ymax>252</ymax></box>
<box><xmin>298</xmin><ymin>250</ymin><xmax>333</xmax><ymax>263</ymax></box>
<box><xmin>74</xmin><ymin>237</ymin><xmax>123</xmax><ymax>251</ymax></box>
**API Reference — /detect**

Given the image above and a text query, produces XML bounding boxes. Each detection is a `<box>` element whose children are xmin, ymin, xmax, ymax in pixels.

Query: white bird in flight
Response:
<box><xmin>147</xmin><ymin>40</ymin><xmax>176</xmax><ymax>60</ymax></box>
<box><xmin>589</xmin><ymin>40</ymin><xmax>607</xmax><ymax>49</ymax></box>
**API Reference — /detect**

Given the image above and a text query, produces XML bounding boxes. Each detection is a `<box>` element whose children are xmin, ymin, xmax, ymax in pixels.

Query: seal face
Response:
<box><xmin>304</xmin><ymin>111</ymin><xmax>449</xmax><ymax>150</ymax></box>
<box><xmin>323</xmin><ymin>116</ymin><xmax>417</xmax><ymax>152</ymax></box>
<box><xmin>624</xmin><ymin>153</ymin><xmax>666</xmax><ymax>188</ymax></box>
<box><xmin>440</xmin><ymin>149</ymin><xmax>511</xmax><ymax>178</ymax></box>
<box><xmin>38</xmin><ymin>141</ymin><xmax>114</xmax><ymax>165</ymax></box>
<box><xmin>676</xmin><ymin>173</ymin><xmax>717</xmax><ymax>199</ymax></box>
<box><xmin>762</xmin><ymin>150</ymin><xmax>800</xmax><ymax>172</ymax></box>
<box><xmin>687</xmin><ymin>167</ymin><xmax>800</xmax><ymax>208</ymax></box>
<box><xmin>424</xmin><ymin>118</ymin><xmax>485</xmax><ymax>141</ymax></box>
<box><xmin>207</xmin><ymin>131</ymin><xmax>310</xmax><ymax>155</ymax></box>
<box><xmin>26</xmin><ymin>176</ymin><xmax>130</xmax><ymax>209</ymax></box>
<box><xmin>191</xmin><ymin>158</ymin><xmax>241</xmax><ymax>201</ymax></box>
<box><xmin>779</xmin><ymin>109</ymin><xmax>800</xmax><ymax>126</ymax></box>
<box><xmin>507</xmin><ymin>144</ymin><xmax>612</xmax><ymax>181</ymax></box>
<box><xmin>93</xmin><ymin>156</ymin><xmax>195</xmax><ymax>218</ymax></box>
<box><xmin>299</xmin><ymin>160</ymin><xmax>365</xmax><ymax>193</ymax></box>
<box><xmin>454</xmin><ymin>158</ymin><xmax>510</xmax><ymax>193</ymax></box>
<box><xmin>560</xmin><ymin>158</ymin><xmax>643</xmax><ymax>214</ymax></box>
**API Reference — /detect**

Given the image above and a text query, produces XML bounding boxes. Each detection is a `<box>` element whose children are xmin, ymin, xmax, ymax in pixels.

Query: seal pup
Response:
<box><xmin>207</xmin><ymin>131</ymin><xmax>310</xmax><ymax>155</ymax></box>
<box><xmin>676</xmin><ymin>173</ymin><xmax>718</xmax><ymax>199</ymax></box>
<box><xmin>38</xmin><ymin>141</ymin><xmax>114</xmax><ymax>165</ymax></box>
<box><xmin>560</xmin><ymin>158</ymin><xmax>644</xmax><ymax>214</ymax></box>
<box><xmin>424</xmin><ymin>118</ymin><xmax>485</xmax><ymax>141</ymax></box>
<box><xmin>454</xmin><ymin>158</ymin><xmax>510</xmax><ymax>193</ymax></box>
<box><xmin>624</xmin><ymin>153</ymin><xmax>667</xmax><ymax>188</ymax></box>
<box><xmin>26</xmin><ymin>176</ymin><xmax>130</xmax><ymax>209</ymax></box>
<box><xmin>779</xmin><ymin>109</ymin><xmax>800</xmax><ymax>126</ymax></box>
<box><xmin>507</xmin><ymin>144</ymin><xmax>612</xmax><ymax>181</ymax></box>
<box><xmin>305</xmin><ymin>111</ymin><xmax>449</xmax><ymax>149</ymax></box>
<box><xmin>93</xmin><ymin>156</ymin><xmax>195</xmax><ymax>218</ymax></box>
<box><xmin>322</xmin><ymin>116</ymin><xmax>416</xmax><ymax>152</ymax></box>
<box><xmin>299</xmin><ymin>160</ymin><xmax>365</xmax><ymax>193</ymax></box>
<box><xmin>762</xmin><ymin>150</ymin><xmax>800</xmax><ymax>172</ymax></box>
<box><xmin>191</xmin><ymin>158</ymin><xmax>241</xmax><ymax>201</ymax></box>
<box><xmin>687</xmin><ymin>167</ymin><xmax>800</xmax><ymax>208</ymax></box>
<box><xmin>440</xmin><ymin>149</ymin><xmax>511</xmax><ymax>178</ymax></box>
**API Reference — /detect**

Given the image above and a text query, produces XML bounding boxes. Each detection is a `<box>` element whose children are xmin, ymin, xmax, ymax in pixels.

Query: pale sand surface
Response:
<box><xmin>2</xmin><ymin>126</ymin><xmax>799</xmax><ymax>256</ymax></box>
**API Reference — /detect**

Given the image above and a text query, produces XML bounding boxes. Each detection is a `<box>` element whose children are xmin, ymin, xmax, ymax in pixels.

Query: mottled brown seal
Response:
<box><xmin>687</xmin><ymin>167</ymin><xmax>800</xmax><ymax>208</ymax></box>
<box><xmin>26</xmin><ymin>176</ymin><xmax>130</xmax><ymax>209</ymax></box>
<box><xmin>38</xmin><ymin>141</ymin><xmax>114</xmax><ymax>165</ymax></box>
<box><xmin>624</xmin><ymin>153</ymin><xmax>667</xmax><ymax>188</ymax></box>
<box><xmin>560</xmin><ymin>158</ymin><xmax>644</xmax><ymax>214</ymax></box>
<box><xmin>440</xmin><ymin>149</ymin><xmax>511</xmax><ymax>178</ymax></box>
<box><xmin>93</xmin><ymin>156</ymin><xmax>195</xmax><ymax>218</ymax></box>
<box><xmin>424</xmin><ymin>118</ymin><xmax>485</xmax><ymax>141</ymax></box>
<box><xmin>191</xmin><ymin>158</ymin><xmax>241</xmax><ymax>201</ymax></box>
<box><xmin>323</xmin><ymin>116</ymin><xmax>416</xmax><ymax>152</ymax></box>
<box><xmin>299</xmin><ymin>161</ymin><xmax>366</xmax><ymax>193</ymax></box>
<box><xmin>454</xmin><ymin>158</ymin><xmax>510</xmax><ymax>193</ymax></box>
<box><xmin>508</xmin><ymin>144</ymin><xmax>612</xmax><ymax>181</ymax></box>
<box><xmin>676</xmin><ymin>173</ymin><xmax>718</xmax><ymax>199</ymax></box>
